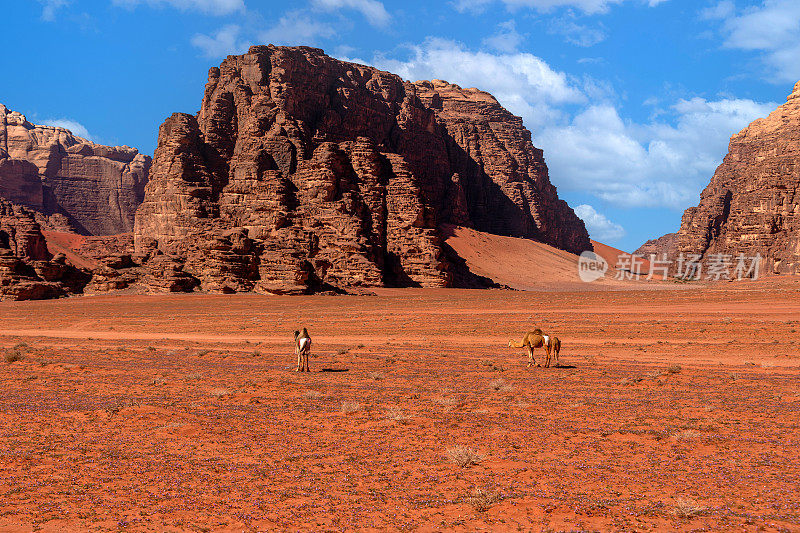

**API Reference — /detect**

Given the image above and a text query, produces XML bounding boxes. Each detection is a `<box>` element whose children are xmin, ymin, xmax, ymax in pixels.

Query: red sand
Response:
<box><xmin>444</xmin><ymin>226</ymin><xmax>659</xmax><ymax>290</ymax></box>
<box><xmin>1</xmin><ymin>279</ymin><xmax>800</xmax><ymax>531</ymax></box>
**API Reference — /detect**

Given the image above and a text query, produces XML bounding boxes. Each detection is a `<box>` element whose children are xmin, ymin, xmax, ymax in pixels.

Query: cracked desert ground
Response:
<box><xmin>1</xmin><ymin>280</ymin><xmax>800</xmax><ymax>532</ymax></box>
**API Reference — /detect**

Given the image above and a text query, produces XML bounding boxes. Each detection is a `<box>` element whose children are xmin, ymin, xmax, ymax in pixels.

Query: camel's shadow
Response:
<box><xmin>319</xmin><ymin>368</ymin><xmax>349</xmax><ymax>373</ymax></box>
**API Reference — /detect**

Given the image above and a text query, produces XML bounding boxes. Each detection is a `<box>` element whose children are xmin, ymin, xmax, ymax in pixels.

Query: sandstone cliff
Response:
<box><xmin>634</xmin><ymin>233</ymin><xmax>677</xmax><ymax>259</ymax></box>
<box><xmin>134</xmin><ymin>45</ymin><xmax>590</xmax><ymax>293</ymax></box>
<box><xmin>0</xmin><ymin>104</ymin><xmax>150</xmax><ymax>235</ymax></box>
<box><xmin>0</xmin><ymin>199</ymin><xmax>89</xmax><ymax>300</ymax></box>
<box><xmin>675</xmin><ymin>81</ymin><xmax>800</xmax><ymax>275</ymax></box>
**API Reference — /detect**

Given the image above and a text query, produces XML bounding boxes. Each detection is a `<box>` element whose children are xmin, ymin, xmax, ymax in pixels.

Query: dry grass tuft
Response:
<box><xmin>673</xmin><ymin>429</ymin><xmax>702</xmax><ymax>441</ymax></box>
<box><xmin>672</xmin><ymin>497</ymin><xmax>706</xmax><ymax>517</ymax></box>
<box><xmin>464</xmin><ymin>488</ymin><xmax>504</xmax><ymax>512</ymax></box>
<box><xmin>385</xmin><ymin>406</ymin><xmax>409</xmax><ymax>423</ymax></box>
<box><xmin>210</xmin><ymin>388</ymin><xmax>230</xmax><ymax>398</ymax></box>
<box><xmin>341</xmin><ymin>401</ymin><xmax>361</xmax><ymax>414</ymax></box>
<box><xmin>4</xmin><ymin>350</ymin><xmax>23</xmax><ymax>363</ymax></box>
<box><xmin>489</xmin><ymin>378</ymin><xmax>514</xmax><ymax>393</ymax></box>
<box><xmin>447</xmin><ymin>445</ymin><xmax>484</xmax><ymax>467</ymax></box>
<box><xmin>304</xmin><ymin>390</ymin><xmax>324</xmax><ymax>399</ymax></box>
<box><xmin>667</xmin><ymin>364</ymin><xmax>682</xmax><ymax>374</ymax></box>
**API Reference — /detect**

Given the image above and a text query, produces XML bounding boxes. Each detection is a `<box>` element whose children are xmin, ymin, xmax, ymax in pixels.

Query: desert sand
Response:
<box><xmin>1</xmin><ymin>277</ymin><xmax>800</xmax><ymax>532</ymax></box>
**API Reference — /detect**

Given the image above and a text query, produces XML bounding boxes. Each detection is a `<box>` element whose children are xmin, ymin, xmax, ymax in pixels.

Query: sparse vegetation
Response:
<box><xmin>367</xmin><ymin>372</ymin><xmax>383</xmax><ymax>381</ymax></box>
<box><xmin>464</xmin><ymin>488</ymin><xmax>504</xmax><ymax>512</ymax></box>
<box><xmin>341</xmin><ymin>401</ymin><xmax>361</xmax><ymax>414</ymax></box>
<box><xmin>673</xmin><ymin>429</ymin><xmax>702</xmax><ymax>441</ymax></box>
<box><xmin>489</xmin><ymin>378</ymin><xmax>514</xmax><ymax>393</ymax></box>
<box><xmin>4</xmin><ymin>350</ymin><xmax>22</xmax><ymax>363</ymax></box>
<box><xmin>667</xmin><ymin>364</ymin><xmax>682</xmax><ymax>374</ymax></box>
<box><xmin>304</xmin><ymin>390</ymin><xmax>324</xmax><ymax>399</ymax></box>
<box><xmin>385</xmin><ymin>406</ymin><xmax>408</xmax><ymax>423</ymax></box>
<box><xmin>481</xmin><ymin>360</ymin><xmax>505</xmax><ymax>371</ymax></box>
<box><xmin>672</xmin><ymin>497</ymin><xmax>706</xmax><ymax>517</ymax></box>
<box><xmin>210</xmin><ymin>388</ymin><xmax>229</xmax><ymax>398</ymax></box>
<box><xmin>447</xmin><ymin>445</ymin><xmax>484</xmax><ymax>467</ymax></box>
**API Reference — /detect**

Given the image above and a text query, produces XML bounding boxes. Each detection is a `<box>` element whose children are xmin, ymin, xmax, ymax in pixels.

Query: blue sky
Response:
<box><xmin>3</xmin><ymin>0</ymin><xmax>799</xmax><ymax>251</ymax></box>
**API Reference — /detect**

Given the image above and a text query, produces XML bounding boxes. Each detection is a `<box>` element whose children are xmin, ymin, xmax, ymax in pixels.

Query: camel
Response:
<box><xmin>294</xmin><ymin>328</ymin><xmax>312</xmax><ymax>372</ymax></box>
<box><xmin>508</xmin><ymin>328</ymin><xmax>561</xmax><ymax>368</ymax></box>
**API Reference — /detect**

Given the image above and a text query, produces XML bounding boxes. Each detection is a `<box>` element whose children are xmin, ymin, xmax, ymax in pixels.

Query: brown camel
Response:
<box><xmin>294</xmin><ymin>328</ymin><xmax>312</xmax><ymax>372</ymax></box>
<box><xmin>508</xmin><ymin>329</ymin><xmax>561</xmax><ymax>368</ymax></box>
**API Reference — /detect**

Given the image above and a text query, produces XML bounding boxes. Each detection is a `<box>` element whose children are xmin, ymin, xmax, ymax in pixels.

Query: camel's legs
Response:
<box><xmin>527</xmin><ymin>345</ymin><xmax>537</xmax><ymax>367</ymax></box>
<box><xmin>304</xmin><ymin>352</ymin><xmax>310</xmax><ymax>372</ymax></box>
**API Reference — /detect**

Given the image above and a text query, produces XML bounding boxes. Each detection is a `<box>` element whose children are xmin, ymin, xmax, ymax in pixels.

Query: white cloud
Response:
<box><xmin>111</xmin><ymin>0</ymin><xmax>244</xmax><ymax>15</ymax></box>
<box><xmin>259</xmin><ymin>11</ymin><xmax>336</xmax><ymax>46</ymax></box>
<box><xmin>708</xmin><ymin>0</ymin><xmax>800</xmax><ymax>83</ymax></box>
<box><xmin>312</xmin><ymin>0</ymin><xmax>391</xmax><ymax>27</ymax></box>
<box><xmin>537</xmin><ymin>97</ymin><xmax>776</xmax><ymax>207</ymax></box>
<box><xmin>369</xmin><ymin>38</ymin><xmax>584</xmax><ymax>132</ymax></box>
<box><xmin>454</xmin><ymin>0</ymin><xmax>666</xmax><ymax>15</ymax></box>
<box><xmin>574</xmin><ymin>204</ymin><xmax>625</xmax><ymax>242</ymax></box>
<box><xmin>547</xmin><ymin>12</ymin><xmax>606</xmax><ymax>46</ymax></box>
<box><xmin>191</xmin><ymin>24</ymin><xmax>251</xmax><ymax>58</ymax></box>
<box><xmin>39</xmin><ymin>0</ymin><xmax>70</xmax><ymax>21</ymax></box>
<box><xmin>366</xmin><ymin>39</ymin><xmax>774</xmax><ymax>209</ymax></box>
<box><xmin>482</xmin><ymin>20</ymin><xmax>525</xmax><ymax>52</ymax></box>
<box><xmin>41</xmin><ymin>118</ymin><xmax>95</xmax><ymax>142</ymax></box>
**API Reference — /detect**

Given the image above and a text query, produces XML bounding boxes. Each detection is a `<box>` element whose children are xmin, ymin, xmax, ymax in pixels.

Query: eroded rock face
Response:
<box><xmin>135</xmin><ymin>45</ymin><xmax>589</xmax><ymax>293</ymax></box>
<box><xmin>634</xmin><ymin>233</ymin><xmax>677</xmax><ymax>259</ymax></box>
<box><xmin>414</xmin><ymin>80</ymin><xmax>590</xmax><ymax>252</ymax></box>
<box><xmin>675</xmin><ymin>81</ymin><xmax>800</xmax><ymax>275</ymax></box>
<box><xmin>0</xmin><ymin>104</ymin><xmax>150</xmax><ymax>235</ymax></box>
<box><xmin>0</xmin><ymin>199</ymin><xmax>89</xmax><ymax>300</ymax></box>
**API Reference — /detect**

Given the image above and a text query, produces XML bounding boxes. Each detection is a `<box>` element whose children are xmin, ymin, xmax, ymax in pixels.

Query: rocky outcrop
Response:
<box><xmin>134</xmin><ymin>45</ymin><xmax>589</xmax><ymax>293</ymax></box>
<box><xmin>634</xmin><ymin>233</ymin><xmax>677</xmax><ymax>259</ymax></box>
<box><xmin>414</xmin><ymin>80</ymin><xmax>589</xmax><ymax>252</ymax></box>
<box><xmin>675</xmin><ymin>81</ymin><xmax>800</xmax><ymax>275</ymax></box>
<box><xmin>0</xmin><ymin>104</ymin><xmax>150</xmax><ymax>235</ymax></box>
<box><xmin>0</xmin><ymin>199</ymin><xmax>90</xmax><ymax>300</ymax></box>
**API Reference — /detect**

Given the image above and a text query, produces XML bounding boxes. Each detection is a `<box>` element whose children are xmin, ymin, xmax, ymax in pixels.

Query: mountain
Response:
<box><xmin>133</xmin><ymin>45</ymin><xmax>590</xmax><ymax>294</ymax></box>
<box><xmin>0</xmin><ymin>104</ymin><xmax>149</xmax><ymax>235</ymax></box>
<box><xmin>675</xmin><ymin>81</ymin><xmax>800</xmax><ymax>276</ymax></box>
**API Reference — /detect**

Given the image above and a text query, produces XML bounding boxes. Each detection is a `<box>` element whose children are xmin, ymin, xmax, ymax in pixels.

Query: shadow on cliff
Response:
<box><xmin>438</xmin><ymin>225</ymin><xmax>503</xmax><ymax>289</ymax></box>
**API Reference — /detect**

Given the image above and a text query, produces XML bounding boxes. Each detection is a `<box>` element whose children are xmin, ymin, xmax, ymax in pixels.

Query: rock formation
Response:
<box><xmin>0</xmin><ymin>104</ymin><xmax>150</xmax><ymax>235</ymax></box>
<box><xmin>634</xmin><ymin>233</ymin><xmax>677</xmax><ymax>259</ymax></box>
<box><xmin>675</xmin><ymin>81</ymin><xmax>800</xmax><ymax>275</ymax></box>
<box><xmin>0</xmin><ymin>199</ymin><xmax>89</xmax><ymax>300</ymax></box>
<box><xmin>134</xmin><ymin>45</ymin><xmax>590</xmax><ymax>293</ymax></box>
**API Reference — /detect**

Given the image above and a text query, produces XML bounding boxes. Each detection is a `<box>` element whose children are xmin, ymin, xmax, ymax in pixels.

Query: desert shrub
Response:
<box><xmin>672</xmin><ymin>497</ymin><xmax>706</xmax><ymax>517</ymax></box>
<box><xmin>4</xmin><ymin>350</ymin><xmax>22</xmax><ymax>363</ymax></box>
<box><xmin>667</xmin><ymin>364</ymin><xmax>682</xmax><ymax>374</ymax></box>
<box><xmin>210</xmin><ymin>388</ymin><xmax>229</xmax><ymax>398</ymax></box>
<box><xmin>385</xmin><ymin>406</ymin><xmax>408</xmax><ymax>422</ymax></box>
<box><xmin>465</xmin><ymin>488</ymin><xmax>503</xmax><ymax>512</ymax></box>
<box><xmin>489</xmin><ymin>379</ymin><xmax>514</xmax><ymax>393</ymax></box>
<box><xmin>304</xmin><ymin>390</ymin><xmax>324</xmax><ymax>399</ymax></box>
<box><xmin>341</xmin><ymin>401</ymin><xmax>361</xmax><ymax>414</ymax></box>
<box><xmin>447</xmin><ymin>445</ymin><xmax>484</xmax><ymax>467</ymax></box>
